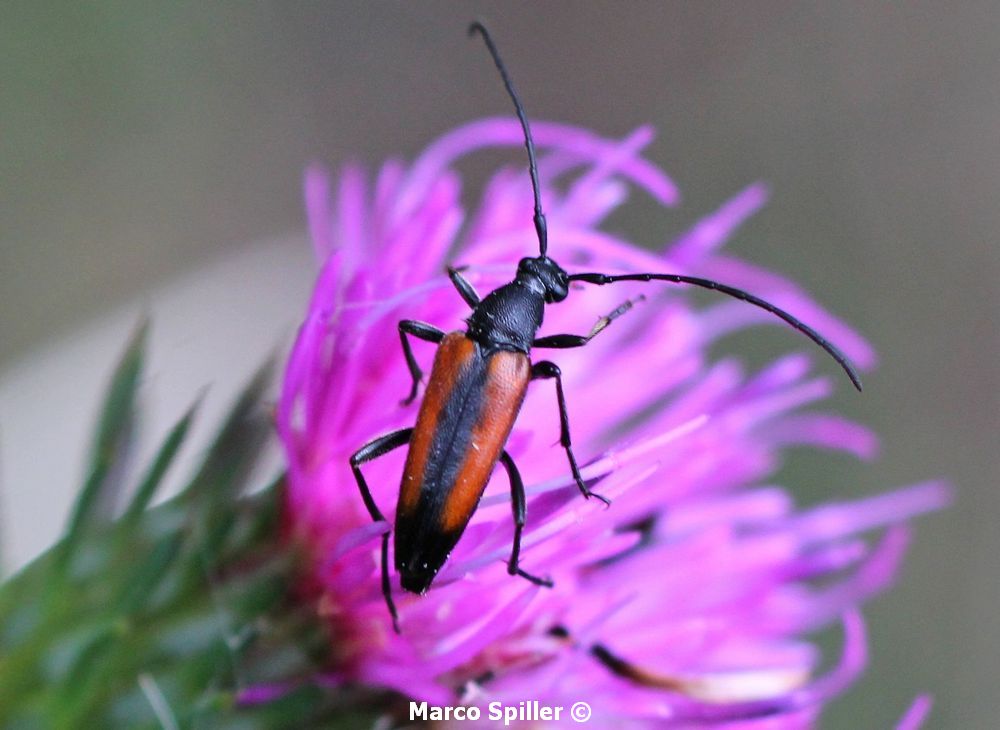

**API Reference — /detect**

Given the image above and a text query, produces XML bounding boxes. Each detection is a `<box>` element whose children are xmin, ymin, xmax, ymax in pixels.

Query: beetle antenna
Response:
<box><xmin>469</xmin><ymin>21</ymin><xmax>548</xmax><ymax>258</ymax></box>
<box><xmin>568</xmin><ymin>271</ymin><xmax>863</xmax><ymax>391</ymax></box>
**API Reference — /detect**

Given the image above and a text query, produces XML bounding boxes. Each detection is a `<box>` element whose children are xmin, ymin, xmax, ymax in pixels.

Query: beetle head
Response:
<box><xmin>516</xmin><ymin>256</ymin><xmax>569</xmax><ymax>303</ymax></box>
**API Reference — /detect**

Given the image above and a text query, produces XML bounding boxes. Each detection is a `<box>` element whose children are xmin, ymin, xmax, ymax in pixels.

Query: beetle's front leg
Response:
<box><xmin>398</xmin><ymin>320</ymin><xmax>444</xmax><ymax>405</ymax></box>
<box><xmin>530</xmin><ymin>361</ymin><xmax>610</xmax><ymax>506</ymax></box>
<box><xmin>349</xmin><ymin>427</ymin><xmax>414</xmax><ymax>633</ymax></box>
<box><xmin>532</xmin><ymin>296</ymin><xmax>642</xmax><ymax>349</ymax></box>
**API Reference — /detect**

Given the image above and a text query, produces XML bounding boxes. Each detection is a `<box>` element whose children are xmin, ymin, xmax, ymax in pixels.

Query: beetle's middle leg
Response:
<box><xmin>499</xmin><ymin>450</ymin><xmax>553</xmax><ymax>588</ymax></box>
<box><xmin>349</xmin><ymin>427</ymin><xmax>414</xmax><ymax>633</ymax></box>
<box><xmin>530</xmin><ymin>361</ymin><xmax>611</xmax><ymax>506</ymax></box>
<box><xmin>398</xmin><ymin>320</ymin><xmax>444</xmax><ymax>405</ymax></box>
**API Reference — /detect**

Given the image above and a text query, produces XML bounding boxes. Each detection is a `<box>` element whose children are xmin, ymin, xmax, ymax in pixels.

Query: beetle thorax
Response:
<box><xmin>464</xmin><ymin>258</ymin><xmax>569</xmax><ymax>352</ymax></box>
<box><xmin>465</xmin><ymin>282</ymin><xmax>543</xmax><ymax>353</ymax></box>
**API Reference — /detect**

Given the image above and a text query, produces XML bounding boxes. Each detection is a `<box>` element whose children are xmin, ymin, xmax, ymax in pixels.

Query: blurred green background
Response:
<box><xmin>1</xmin><ymin>2</ymin><xmax>997</xmax><ymax>727</ymax></box>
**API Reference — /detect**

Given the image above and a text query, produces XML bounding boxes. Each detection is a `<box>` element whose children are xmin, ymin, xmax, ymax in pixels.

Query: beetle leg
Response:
<box><xmin>500</xmin><ymin>450</ymin><xmax>554</xmax><ymax>587</ymax></box>
<box><xmin>398</xmin><ymin>320</ymin><xmax>445</xmax><ymax>405</ymax></box>
<box><xmin>447</xmin><ymin>265</ymin><xmax>481</xmax><ymax>308</ymax></box>
<box><xmin>349</xmin><ymin>427</ymin><xmax>414</xmax><ymax>633</ymax></box>
<box><xmin>530</xmin><ymin>361</ymin><xmax>611</xmax><ymax>506</ymax></box>
<box><xmin>531</xmin><ymin>296</ymin><xmax>642</xmax><ymax>349</ymax></box>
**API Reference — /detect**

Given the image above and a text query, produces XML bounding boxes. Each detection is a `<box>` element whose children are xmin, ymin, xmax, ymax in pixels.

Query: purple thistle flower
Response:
<box><xmin>277</xmin><ymin>118</ymin><xmax>948</xmax><ymax>726</ymax></box>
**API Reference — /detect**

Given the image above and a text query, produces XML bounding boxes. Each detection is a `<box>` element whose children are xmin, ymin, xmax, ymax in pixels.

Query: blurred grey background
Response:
<box><xmin>1</xmin><ymin>2</ymin><xmax>997</xmax><ymax>727</ymax></box>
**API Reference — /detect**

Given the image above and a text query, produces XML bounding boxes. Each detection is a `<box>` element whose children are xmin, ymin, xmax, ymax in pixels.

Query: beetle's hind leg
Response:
<box><xmin>398</xmin><ymin>321</ymin><xmax>444</xmax><ymax>405</ymax></box>
<box><xmin>349</xmin><ymin>427</ymin><xmax>414</xmax><ymax>633</ymax></box>
<box><xmin>531</xmin><ymin>361</ymin><xmax>611</xmax><ymax>507</ymax></box>
<box><xmin>500</xmin><ymin>450</ymin><xmax>553</xmax><ymax>588</ymax></box>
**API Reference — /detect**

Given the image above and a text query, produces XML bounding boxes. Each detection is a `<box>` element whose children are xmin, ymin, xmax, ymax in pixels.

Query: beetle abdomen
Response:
<box><xmin>394</xmin><ymin>332</ymin><xmax>530</xmax><ymax>593</ymax></box>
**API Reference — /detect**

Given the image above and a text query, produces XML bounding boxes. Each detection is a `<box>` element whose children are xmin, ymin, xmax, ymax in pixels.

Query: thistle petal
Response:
<box><xmin>278</xmin><ymin>118</ymin><xmax>949</xmax><ymax>726</ymax></box>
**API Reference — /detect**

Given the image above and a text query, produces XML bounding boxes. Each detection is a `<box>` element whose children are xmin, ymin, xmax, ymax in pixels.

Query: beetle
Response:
<box><xmin>349</xmin><ymin>21</ymin><xmax>862</xmax><ymax>632</ymax></box>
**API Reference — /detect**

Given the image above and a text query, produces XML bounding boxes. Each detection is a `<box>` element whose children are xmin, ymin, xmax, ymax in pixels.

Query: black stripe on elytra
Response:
<box><xmin>394</xmin><ymin>342</ymin><xmax>493</xmax><ymax>586</ymax></box>
<box><xmin>426</xmin><ymin>352</ymin><xmax>491</xmax><ymax>513</ymax></box>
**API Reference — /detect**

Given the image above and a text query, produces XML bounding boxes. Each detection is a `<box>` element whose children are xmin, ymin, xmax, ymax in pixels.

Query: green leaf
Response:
<box><xmin>114</xmin><ymin>532</ymin><xmax>185</xmax><ymax>615</ymax></box>
<box><xmin>62</xmin><ymin>319</ymin><xmax>148</xmax><ymax>548</ymax></box>
<box><xmin>120</xmin><ymin>394</ymin><xmax>202</xmax><ymax>527</ymax></box>
<box><xmin>181</xmin><ymin>359</ymin><xmax>275</xmax><ymax>564</ymax></box>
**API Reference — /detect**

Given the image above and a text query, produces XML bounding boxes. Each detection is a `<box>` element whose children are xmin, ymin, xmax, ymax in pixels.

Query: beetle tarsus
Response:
<box><xmin>401</xmin><ymin>380</ymin><xmax>422</xmax><ymax>407</ymax></box>
<box><xmin>581</xmin><ymin>486</ymin><xmax>612</xmax><ymax>508</ymax></box>
<box><xmin>568</xmin><ymin>444</ymin><xmax>611</xmax><ymax>506</ymax></box>
<box><xmin>382</xmin><ymin>530</ymin><xmax>401</xmax><ymax>634</ymax></box>
<box><xmin>532</xmin><ymin>297</ymin><xmax>641</xmax><ymax>349</ymax></box>
<box><xmin>513</xmin><ymin>566</ymin><xmax>554</xmax><ymax>587</ymax></box>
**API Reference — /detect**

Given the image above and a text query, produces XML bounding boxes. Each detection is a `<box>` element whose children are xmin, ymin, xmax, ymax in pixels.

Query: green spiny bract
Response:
<box><xmin>0</xmin><ymin>326</ymin><xmax>386</xmax><ymax>729</ymax></box>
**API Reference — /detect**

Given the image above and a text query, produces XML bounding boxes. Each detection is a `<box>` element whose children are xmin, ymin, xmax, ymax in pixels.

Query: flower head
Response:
<box><xmin>277</xmin><ymin>118</ymin><xmax>948</xmax><ymax>725</ymax></box>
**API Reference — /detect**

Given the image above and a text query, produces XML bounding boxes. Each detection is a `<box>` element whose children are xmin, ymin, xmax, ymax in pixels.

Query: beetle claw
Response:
<box><xmin>401</xmin><ymin>382</ymin><xmax>422</xmax><ymax>406</ymax></box>
<box><xmin>583</xmin><ymin>487</ymin><xmax>612</xmax><ymax>508</ymax></box>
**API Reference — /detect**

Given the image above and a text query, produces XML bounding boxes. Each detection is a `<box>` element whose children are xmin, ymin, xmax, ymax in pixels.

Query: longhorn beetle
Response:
<box><xmin>350</xmin><ymin>21</ymin><xmax>862</xmax><ymax>632</ymax></box>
